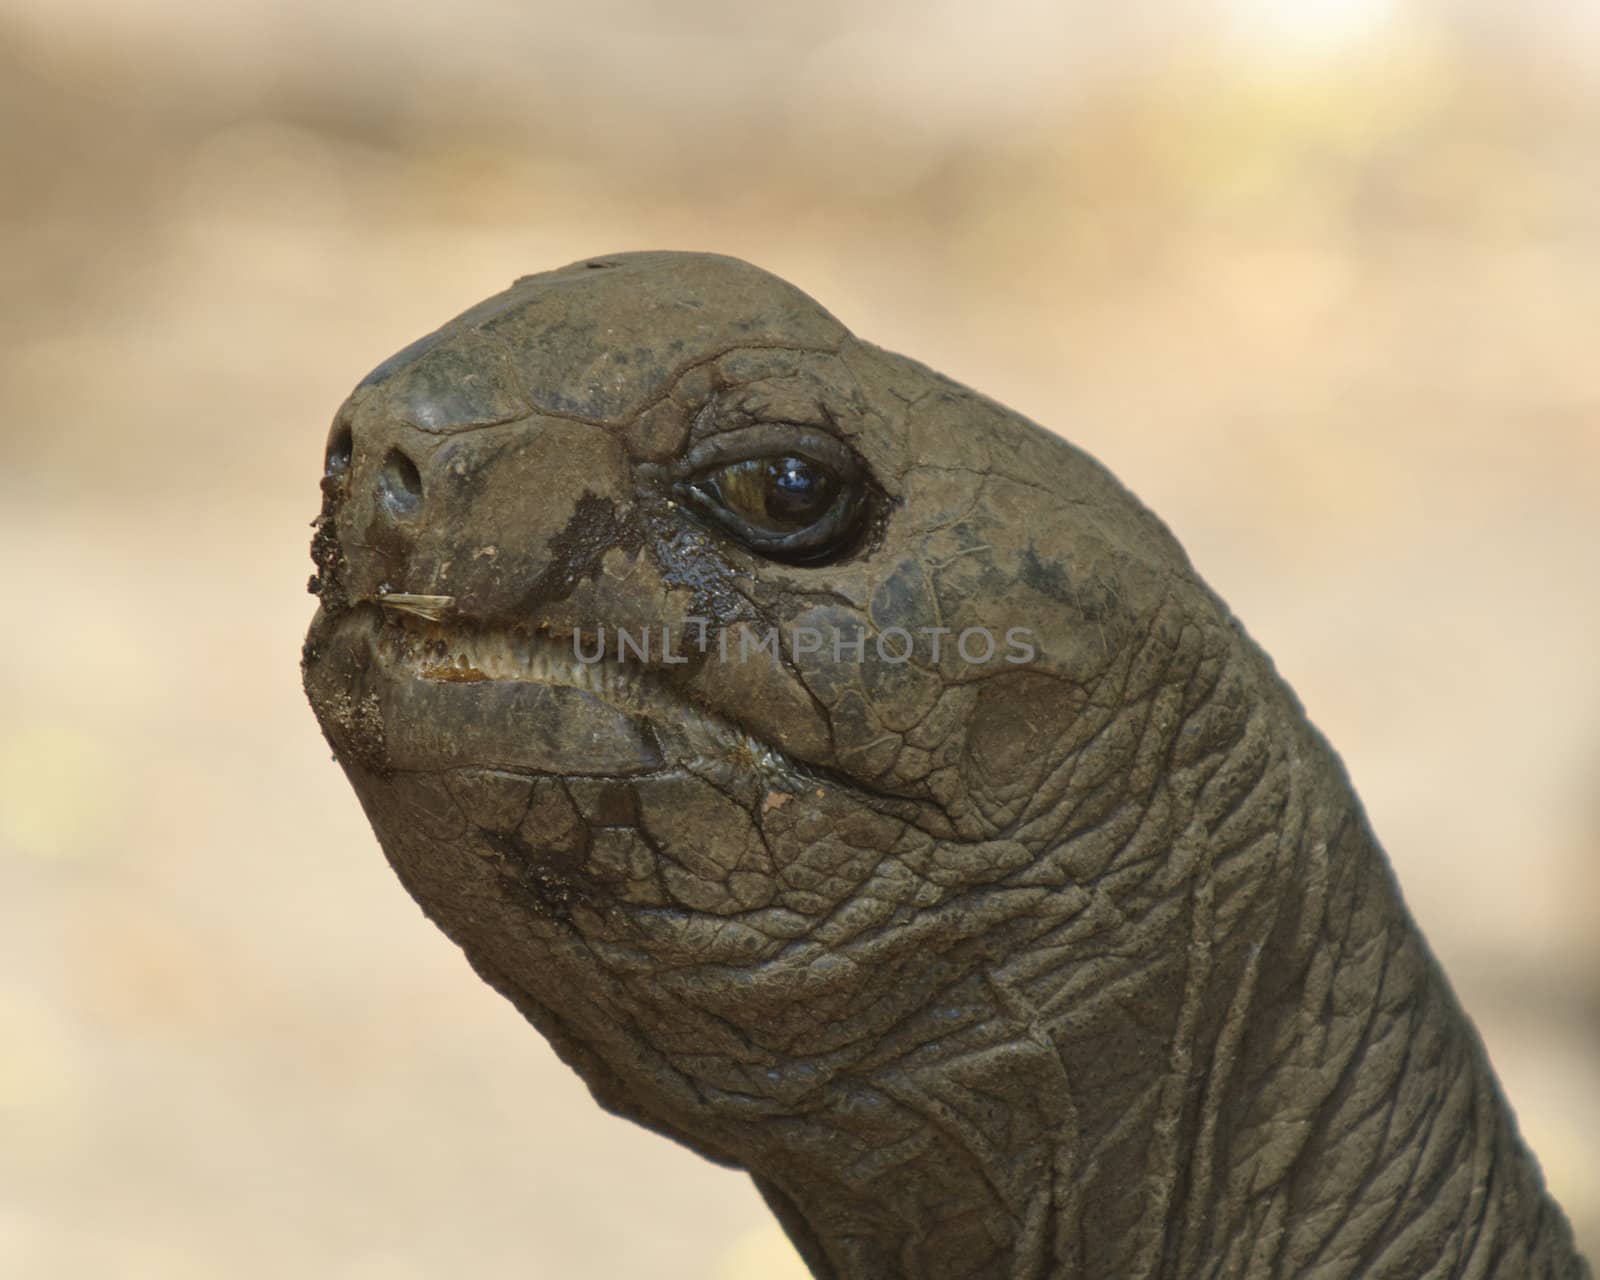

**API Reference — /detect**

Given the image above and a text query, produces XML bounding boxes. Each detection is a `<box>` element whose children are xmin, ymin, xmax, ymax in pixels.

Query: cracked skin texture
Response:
<box><xmin>302</xmin><ymin>252</ymin><xmax>1590</xmax><ymax>1279</ymax></box>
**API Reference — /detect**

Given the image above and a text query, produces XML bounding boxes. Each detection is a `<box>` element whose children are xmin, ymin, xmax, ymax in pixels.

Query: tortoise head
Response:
<box><xmin>303</xmin><ymin>250</ymin><xmax>1230</xmax><ymax>1273</ymax></box>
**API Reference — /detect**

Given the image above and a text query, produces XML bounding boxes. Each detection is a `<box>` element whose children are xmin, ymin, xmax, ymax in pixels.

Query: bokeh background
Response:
<box><xmin>2</xmin><ymin>1</ymin><xmax>1596</xmax><ymax>1275</ymax></box>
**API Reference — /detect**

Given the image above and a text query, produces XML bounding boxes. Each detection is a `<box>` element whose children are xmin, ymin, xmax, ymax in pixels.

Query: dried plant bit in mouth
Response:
<box><xmin>419</xmin><ymin>652</ymin><xmax>491</xmax><ymax>683</ymax></box>
<box><xmin>373</xmin><ymin>592</ymin><xmax>457</xmax><ymax>621</ymax></box>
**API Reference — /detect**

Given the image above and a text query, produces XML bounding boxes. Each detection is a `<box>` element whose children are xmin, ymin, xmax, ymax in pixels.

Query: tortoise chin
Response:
<box><xmin>302</xmin><ymin>597</ymin><xmax>826</xmax><ymax>930</ymax></box>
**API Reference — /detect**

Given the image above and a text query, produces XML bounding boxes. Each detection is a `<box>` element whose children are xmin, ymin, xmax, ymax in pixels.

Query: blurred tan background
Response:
<box><xmin>2</xmin><ymin>1</ymin><xmax>1596</xmax><ymax>1275</ymax></box>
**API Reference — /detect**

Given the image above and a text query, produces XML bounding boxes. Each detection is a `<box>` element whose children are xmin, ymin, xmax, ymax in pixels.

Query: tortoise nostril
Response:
<box><xmin>380</xmin><ymin>448</ymin><xmax>424</xmax><ymax>517</ymax></box>
<box><xmin>324</xmin><ymin>422</ymin><xmax>354</xmax><ymax>479</ymax></box>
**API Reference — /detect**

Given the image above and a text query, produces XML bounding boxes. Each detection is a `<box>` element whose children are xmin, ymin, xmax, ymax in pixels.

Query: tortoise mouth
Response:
<box><xmin>306</xmin><ymin>603</ymin><xmax>808</xmax><ymax>788</ymax></box>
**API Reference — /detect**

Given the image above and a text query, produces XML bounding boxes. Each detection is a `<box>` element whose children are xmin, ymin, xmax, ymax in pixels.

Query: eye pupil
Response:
<box><xmin>764</xmin><ymin>457</ymin><xmax>833</xmax><ymax>524</ymax></box>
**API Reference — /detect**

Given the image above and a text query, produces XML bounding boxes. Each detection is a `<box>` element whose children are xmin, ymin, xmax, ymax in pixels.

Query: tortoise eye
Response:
<box><xmin>703</xmin><ymin>456</ymin><xmax>840</xmax><ymax>532</ymax></box>
<box><xmin>676</xmin><ymin>433</ymin><xmax>871</xmax><ymax>565</ymax></box>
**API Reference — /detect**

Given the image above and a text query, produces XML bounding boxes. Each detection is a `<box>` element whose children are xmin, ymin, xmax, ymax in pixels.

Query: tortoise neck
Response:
<box><xmin>760</xmin><ymin>813</ymin><xmax>1586</xmax><ymax>1279</ymax></box>
<box><xmin>1165</xmin><ymin>813</ymin><xmax>1588</xmax><ymax>1278</ymax></box>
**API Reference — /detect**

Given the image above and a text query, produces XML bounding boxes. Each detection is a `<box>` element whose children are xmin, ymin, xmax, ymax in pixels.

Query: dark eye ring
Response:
<box><xmin>674</xmin><ymin>429</ymin><xmax>870</xmax><ymax>565</ymax></box>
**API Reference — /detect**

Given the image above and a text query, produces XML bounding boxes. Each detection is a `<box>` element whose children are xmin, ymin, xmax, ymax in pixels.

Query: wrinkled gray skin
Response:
<box><xmin>303</xmin><ymin>252</ymin><xmax>1589</xmax><ymax>1279</ymax></box>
